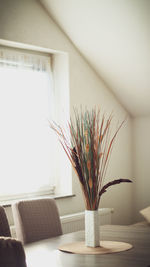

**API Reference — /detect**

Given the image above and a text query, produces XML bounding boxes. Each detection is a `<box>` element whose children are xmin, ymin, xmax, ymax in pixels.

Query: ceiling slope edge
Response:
<box><xmin>39</xmin><ymin>0</ymin><xmax>132</xmax><ymax>118</ymax></box>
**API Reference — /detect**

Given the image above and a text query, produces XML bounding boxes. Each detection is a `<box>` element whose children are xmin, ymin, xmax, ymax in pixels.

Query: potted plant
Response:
<box><xmin>50</xmin><ymin>108</ymin><xmax>132</xmax><ymax>247</ymax></box>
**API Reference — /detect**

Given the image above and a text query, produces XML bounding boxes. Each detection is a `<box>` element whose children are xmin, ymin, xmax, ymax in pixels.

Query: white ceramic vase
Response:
<box><xmin>85</xmin><ymin>210</ymin><xmax>100</xmax><ymax>247</ymax></box>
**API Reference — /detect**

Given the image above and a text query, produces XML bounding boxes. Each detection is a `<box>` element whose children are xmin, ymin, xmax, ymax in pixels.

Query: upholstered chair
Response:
<box><xmin>0</xmin><ymin>237</ymin><xmax>27</xmax><ymax>267</ymax></box>
<box><xmin>0</xmin><ymin>206</ymin><xmax>11</xmax><ymax>237</ymax></box>
<box><xmin>12</xmin><ymin>198</ymin><xmax>62</xmax><ymax>244</ymax></box>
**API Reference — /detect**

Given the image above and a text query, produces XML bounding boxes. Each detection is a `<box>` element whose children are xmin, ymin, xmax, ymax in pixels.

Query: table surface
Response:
<box><xmin>24</xmin><ymin>225</ymin><xmax>150</xmax><ymax>267</ymax></box>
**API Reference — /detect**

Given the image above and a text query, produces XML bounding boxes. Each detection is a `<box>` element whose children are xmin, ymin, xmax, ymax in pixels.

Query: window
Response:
<box><xmin>0</xmin><ymin>46</ymin><xmax>60</xmax><ymax>200</ymax></box>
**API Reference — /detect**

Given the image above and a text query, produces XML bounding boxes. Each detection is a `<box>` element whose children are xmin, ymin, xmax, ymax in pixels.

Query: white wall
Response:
<box><xmin>133</xmin><ymin>116</ymin><xmax>150</xmax><ymax>221</ymax></box>
<box><xmin>0</xmin><ymin>0</ymin><xmax>133</xmax><ymax>224</ymax></box>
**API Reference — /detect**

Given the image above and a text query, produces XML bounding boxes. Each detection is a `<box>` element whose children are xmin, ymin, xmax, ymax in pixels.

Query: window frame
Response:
<box><xmin>0</xmin><ymin>39</ymin><xmax>72</xmax><ymax>201</ymax></box>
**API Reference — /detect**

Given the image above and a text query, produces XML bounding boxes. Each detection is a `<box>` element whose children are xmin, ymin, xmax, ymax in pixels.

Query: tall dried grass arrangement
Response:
<box><xmin>50</xmin><ymin>108</ymin><xmax>132</xmax><ymax>210</ymax></box>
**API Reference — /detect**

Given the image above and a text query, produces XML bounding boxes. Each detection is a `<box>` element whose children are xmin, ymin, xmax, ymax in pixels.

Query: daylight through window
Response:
<box><xmin>0</xmin><ymin>47</ymin><xmax>57</xmax><ymax>200</ymax></box>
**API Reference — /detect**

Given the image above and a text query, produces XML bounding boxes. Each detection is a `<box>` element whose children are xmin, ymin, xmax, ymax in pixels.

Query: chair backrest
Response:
<box><xmin>0</xmin><ymin>206</ymin><xmax>11</xmax><ymax>237</ymax></box>
<box><xmin>12</xmin><ymin>198</ymin><xmax>62</xmax><ymax>244</ymax></box>
<box><xmin>0</xmin><ymin>237</ymin><xmax>27</xmax><ymax>267</ymax></box>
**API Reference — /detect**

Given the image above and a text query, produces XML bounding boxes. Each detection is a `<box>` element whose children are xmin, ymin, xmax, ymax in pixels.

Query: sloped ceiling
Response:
<box><xmin>40</xmin><ymin>0</ymin><xmax>150</xmax><ymax>117</ymax></box>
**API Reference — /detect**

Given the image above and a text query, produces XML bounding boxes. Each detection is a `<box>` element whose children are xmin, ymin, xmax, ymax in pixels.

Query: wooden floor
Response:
<box><xmin>25</xmin><ymin>224</ymin><xmax>150</xmax><ymax>267</ymax></box>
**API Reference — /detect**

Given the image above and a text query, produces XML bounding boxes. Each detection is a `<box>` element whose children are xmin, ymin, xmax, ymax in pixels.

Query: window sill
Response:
<box><xmin>0</xmin><ymin>194</ymin><xmax>76</xmax><ymax>208</ymax></box>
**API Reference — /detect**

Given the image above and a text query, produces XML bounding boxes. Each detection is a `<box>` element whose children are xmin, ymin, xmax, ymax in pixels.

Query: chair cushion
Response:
<box><xmin>0</xmin><ymin>237</ymin><xmax>27</xmax><ymax>267</ymax></box>
<box><xmin>0</xmin><ymin>206</ymin><xmax>11</xmax><ymax>237</ymax></box>
<box><xmin>140</xmin><ymin>206</ymin><xmax>150</xmax><ymax>223</ymax></box>
<box><xmin>12</xmin><ymin>198</ymin><xmax>62</xmax><ymax>244</ymax></box>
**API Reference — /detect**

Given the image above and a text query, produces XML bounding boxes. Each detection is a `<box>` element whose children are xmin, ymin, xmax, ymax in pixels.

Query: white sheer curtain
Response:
<box><xmin>0</xmin><ymin>47</ymin><xmax>56</xmax><ymax>200</ymax></box>
<box><xmin>0</xmin><ymin>47</ymin><xmax>50</xmax><ymax>71</ymax></box>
